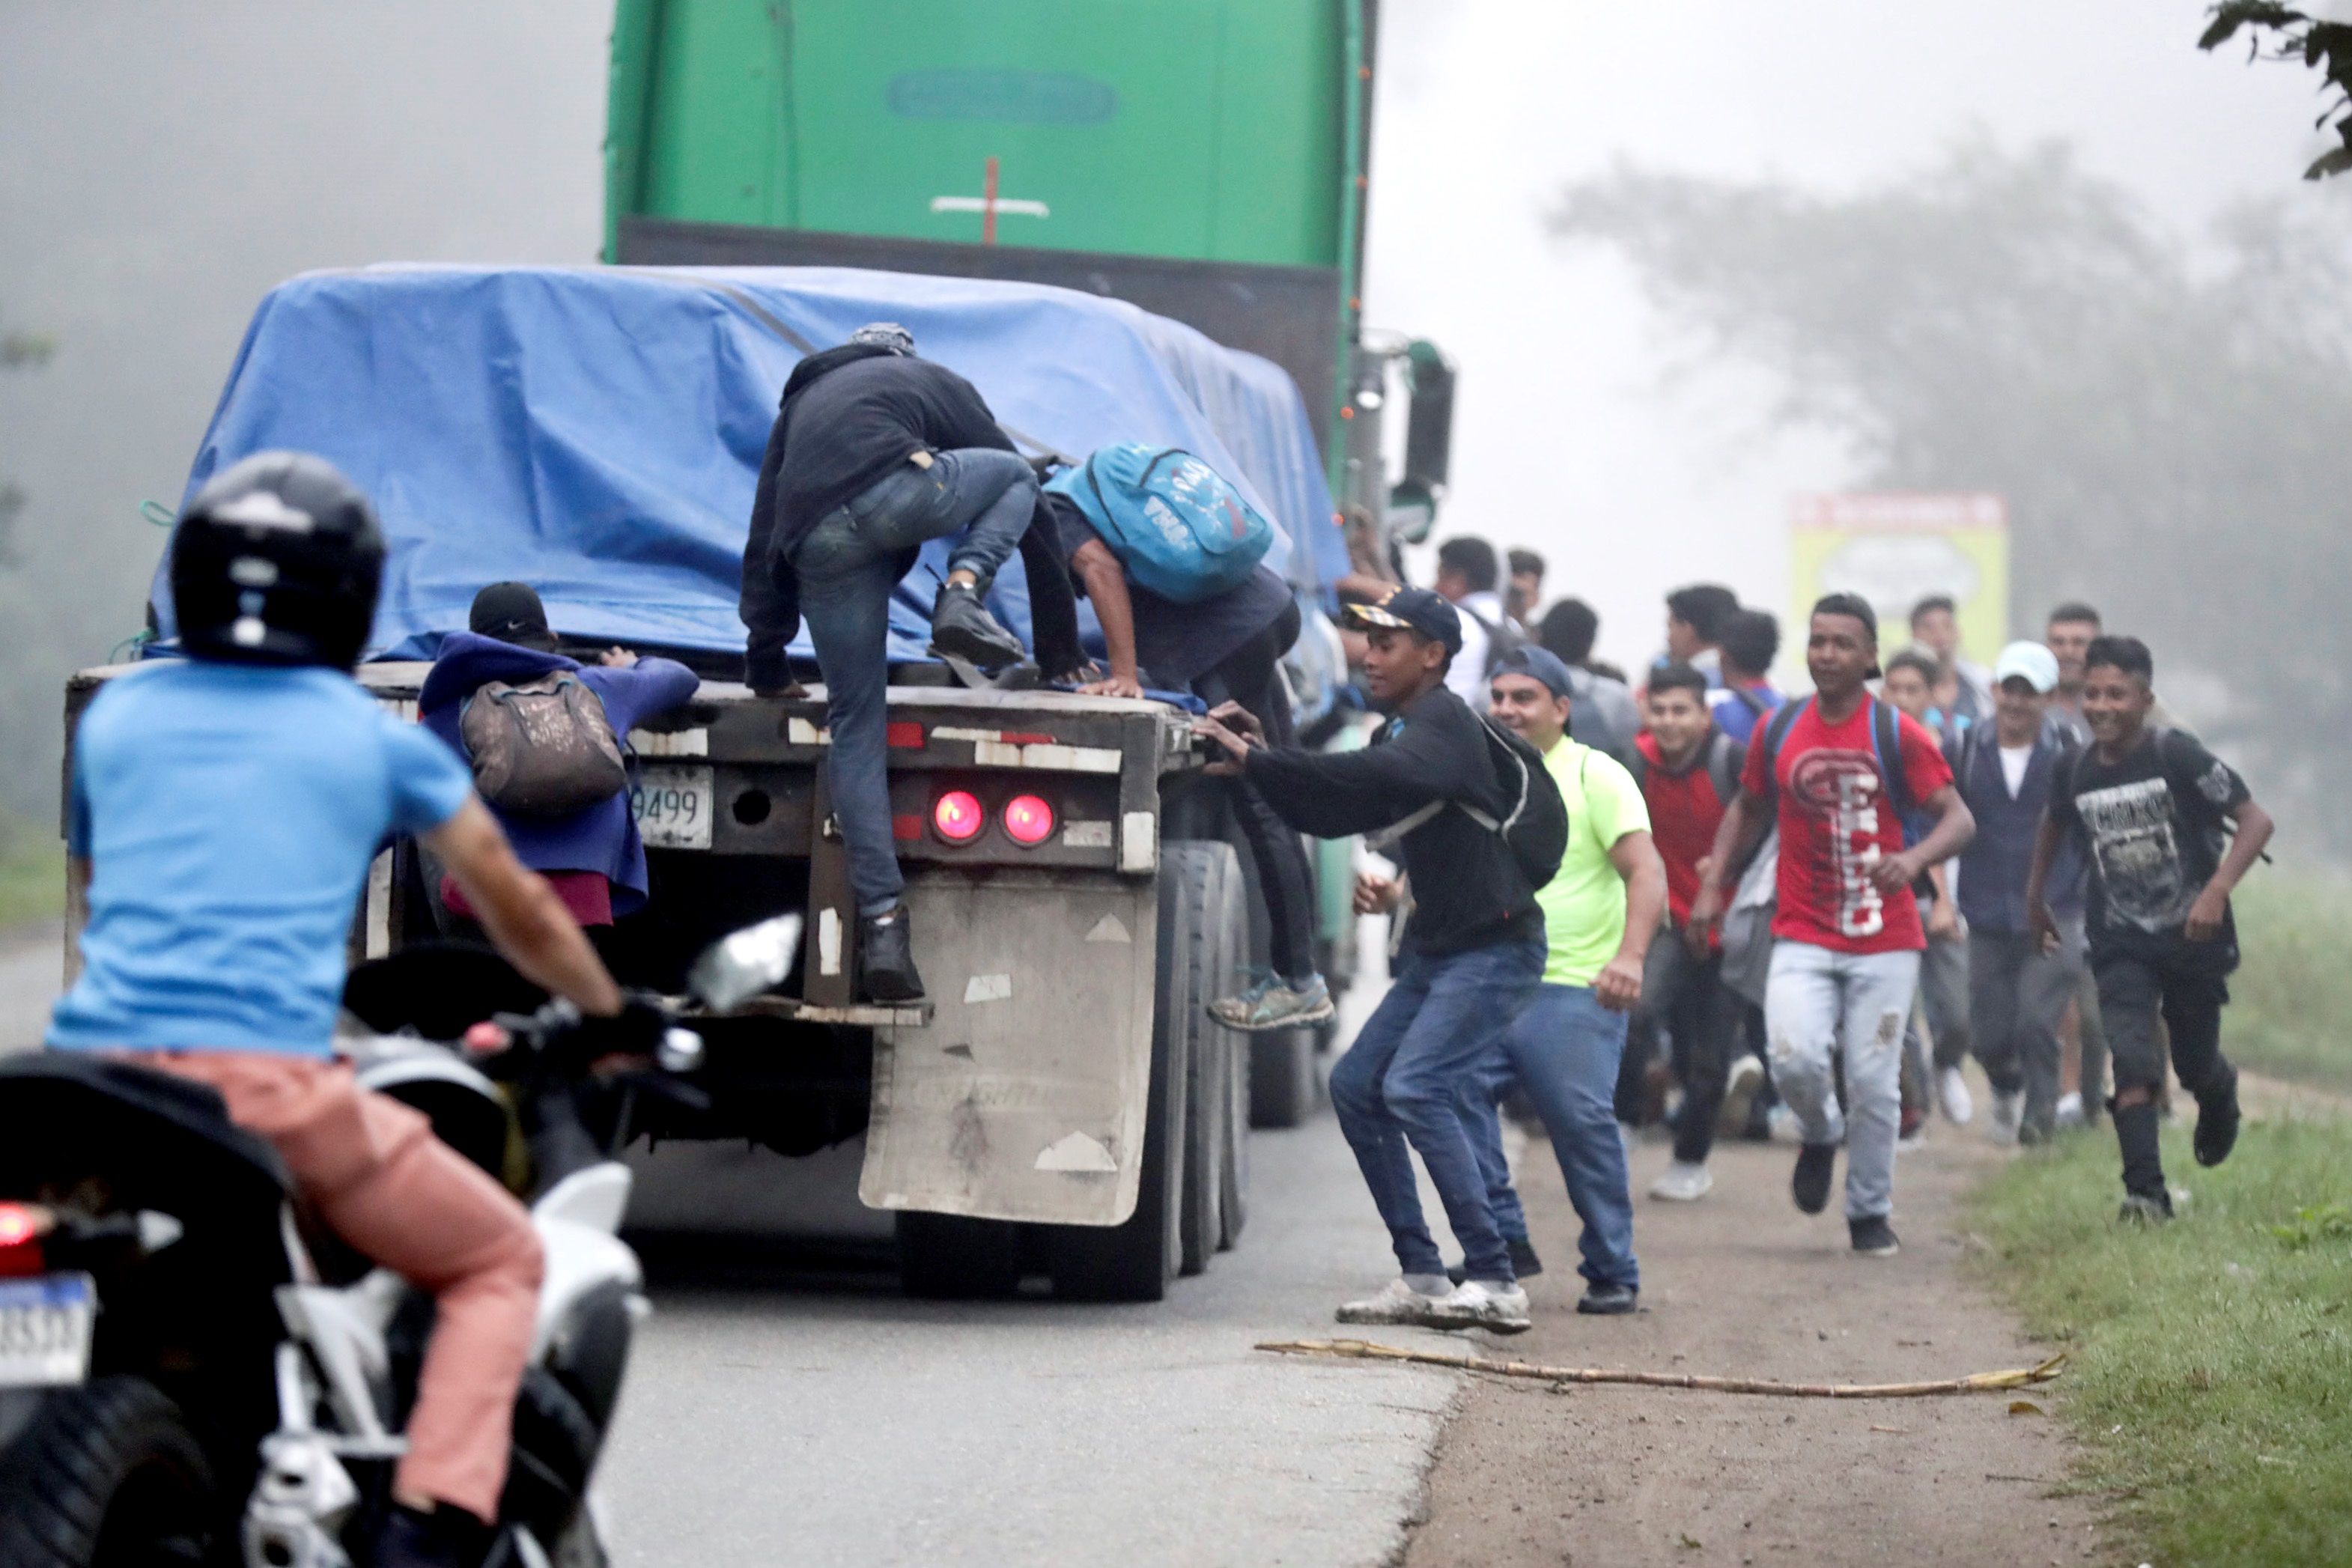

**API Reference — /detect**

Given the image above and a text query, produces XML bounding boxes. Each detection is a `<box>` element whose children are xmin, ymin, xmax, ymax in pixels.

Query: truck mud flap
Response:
<box><xmin>860</xmin><ymin>870</ymin><xmax>1157</xmax><ymax>1227</ymax></box>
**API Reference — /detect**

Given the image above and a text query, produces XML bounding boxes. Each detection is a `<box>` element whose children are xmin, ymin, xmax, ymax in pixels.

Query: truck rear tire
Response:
<box><xmin>1251</xmin><ymin>1027</ymin><xmax>1319</xmax><ymax>1128</ymax></box>
<box><xmin>1165</xmin><ymin>841</ymin><xmax>1243</xmax><ymax>1277</ymax></box>
<box><xmin>1045</xmin><ymin>848</ymin><xmax>1197</xmax><ymax>1302</ymax></box>
<box><xmin>897</xmin><ymin>1212</ymin><xmax>1026</xmax><ymax>1300</ymax></box>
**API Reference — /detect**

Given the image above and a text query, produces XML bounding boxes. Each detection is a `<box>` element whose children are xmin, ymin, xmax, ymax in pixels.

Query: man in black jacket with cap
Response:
<box><xmin>739</xmin><ymin>323</ymin><xmax>1081</xmax><ymax>1001</ymax></box>
<box><xmin>1194</xmin><ymin>587</ymin><xmax>1547</xmax><ymax>1333</ymax></box>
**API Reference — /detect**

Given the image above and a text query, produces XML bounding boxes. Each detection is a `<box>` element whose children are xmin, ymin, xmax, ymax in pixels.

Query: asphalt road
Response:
<box><xmin>0</xmin><ymin>919</ymin><xmax>1470</xmax><ymax>1564</ymax></box>
<box><xmin>597</xmin><ymin>950</ymin><xmax>1476</xmax><ymax>1568</ymax></box>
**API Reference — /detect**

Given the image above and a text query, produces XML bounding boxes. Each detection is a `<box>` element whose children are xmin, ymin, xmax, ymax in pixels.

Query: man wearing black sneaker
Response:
<box><xmin>2029</xmin><ymin>636</ymin><xmax>2273</xmax><ymax>1222</ymax></box>
<box><xmin>1689</xmin><ymin>595</ymin><xmax>1973</xmax><ymax>1257</ymax></box>
<box><xmin>739</xmin><ymin>323</ymin><xmax>1083</xmax><ymax>1001</ymax></box>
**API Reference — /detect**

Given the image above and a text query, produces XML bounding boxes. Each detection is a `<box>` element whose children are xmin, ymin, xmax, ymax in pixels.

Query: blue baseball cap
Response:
<box><xmin>1492</xmin><ymin>643</ymin><xmax>1577</xmax><ymax>699</ymax></box>
<box><xmin>1343</xmin><ymin>586</ymin><xmax>1462</xmax><ymax>658</ymax></box>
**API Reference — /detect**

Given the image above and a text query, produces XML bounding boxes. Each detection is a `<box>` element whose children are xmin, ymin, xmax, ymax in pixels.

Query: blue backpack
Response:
<box><xmin>1046</xmin><ymin>443</ymin><xmax>1274</xmax><ymax>604</ymax></box>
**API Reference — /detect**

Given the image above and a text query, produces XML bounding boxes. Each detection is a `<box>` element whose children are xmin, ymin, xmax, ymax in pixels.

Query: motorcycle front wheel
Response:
<box><xmin>0</xmin><ymin>1376</ymin><xmax>213</xmax><ymax>1568</ymax></box>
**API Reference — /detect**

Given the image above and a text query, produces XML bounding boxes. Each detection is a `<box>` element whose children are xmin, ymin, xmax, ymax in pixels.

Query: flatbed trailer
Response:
<box><xmin>63</xmin><ymin>662</ymin><xmax>1253</xmax><ymax>1303</ymax></box>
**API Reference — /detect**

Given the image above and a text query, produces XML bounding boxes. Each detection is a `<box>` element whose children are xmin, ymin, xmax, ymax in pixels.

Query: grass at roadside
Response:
<box><xmin>0</xmin><ymin>814</ymin><xmax>63</xmax><ymax>935</ymax></box>
<box><xmin>1969</xmin><ymin>1115</ymin><xmax>2352</xmax><ymax>1567</ymax></box>
<box><xmin>2228</xmin><ymin>871</ymin><xmax>2352</xmax><ymax>1093</ymax></box>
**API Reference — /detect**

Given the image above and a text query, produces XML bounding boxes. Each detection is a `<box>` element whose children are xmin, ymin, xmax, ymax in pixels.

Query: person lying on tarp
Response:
<box><xmin>1042</xmin><ymin>448</ymin><xmax>1334</xmax><ymax>1033</ymax></box>
<box><xmin>738</xmin><ymin>323</ymin><xmax>1083</xmax><ymax>1004</ymax></box>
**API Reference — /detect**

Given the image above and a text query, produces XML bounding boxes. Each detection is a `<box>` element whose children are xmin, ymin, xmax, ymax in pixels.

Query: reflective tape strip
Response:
<box><xmin>787</xmin><ymin>718</ymin><xmax>831</xmax><ymax>745</ymax></box>
<box><xmin>885</xmin><ymin>721</ymin><xmax>926</xmax><ymax>750</ymax></box>
<box><xmin>632</xmin><ymin>728</ymin><xmax>709</xmax><ymax>757</ymax></box>
<box><xmin>1119</xmin><ymin>811</ymin><xmax>1157</xmax><ymax>873</ymax></box>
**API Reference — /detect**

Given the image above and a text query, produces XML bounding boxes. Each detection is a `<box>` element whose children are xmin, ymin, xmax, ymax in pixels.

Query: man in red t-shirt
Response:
<box><xmin>1626</xmin><ymin>663</ymin><xmax>1754</xmax><ymax>1202</ymax></box>
<box><xmin>1690</xmin><ymin>595</ymin><xmax>1974</xmax><ymax>1255</ymax></box>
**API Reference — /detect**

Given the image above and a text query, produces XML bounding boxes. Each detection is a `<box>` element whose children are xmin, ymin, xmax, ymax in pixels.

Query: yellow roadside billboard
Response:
<box><xmin>1788</xmin><ymin>493</ymin><xmax>2009</xmax><ymax>672</ymax></box>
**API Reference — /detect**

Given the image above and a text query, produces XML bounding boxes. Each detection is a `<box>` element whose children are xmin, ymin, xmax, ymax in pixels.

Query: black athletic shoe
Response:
<box><xmin>1848</xmin><ymin>1215</ymin><xmax>1900</xmax><ymax>1256</ymax></box>
<box><xmin>1576</xmin><ymin>1281</ymin><xmax>1639</xmax><ymax>1315</ymax></box>
<box><xmin>372</xmin><ymin>1505</ymin><xmax>492</xmax><ymax>1568</ymax></box>
<box><xmin>929</xmin><ymin>582</ymin><xmax>1027</xmax><ymax>670</ymax></box>
<box><xmin>1447</xmin><ymin>1236</ymin><xmax>1545</xmax><ymax>1286</ymax></box>
<box><xmin>859</xmin><ymin>905</ymin><xmax>926</xmax><ymax>1002</ymax></box>
<box><xmin>1791</xmin><ymin>1142</ymin><xmax>1838</xmax><ymax>1215</ymax></box>
<box><xmin>2193</xmin><ymin>1069</ymin><xmax>2241</xmax><ymax>1168</ymax></box>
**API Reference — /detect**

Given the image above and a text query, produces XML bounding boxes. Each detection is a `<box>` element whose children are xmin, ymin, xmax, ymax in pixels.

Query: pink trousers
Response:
<box><xmin>138</xmin><ymin>1052</ymin><xmax>542</xmax><ymax>1525</ymax></box>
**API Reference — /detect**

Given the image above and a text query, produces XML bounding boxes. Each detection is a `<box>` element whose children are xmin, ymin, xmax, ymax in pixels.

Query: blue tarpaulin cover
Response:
<box><xmin>156</xmin><ymin>265</ymin><xmax>1342</xmax><ymax>668</ymax></box>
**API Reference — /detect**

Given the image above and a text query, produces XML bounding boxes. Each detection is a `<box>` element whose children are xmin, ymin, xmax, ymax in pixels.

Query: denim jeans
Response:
<box><xmin>791</xmin><ymin>449</ymin><xmax>1039</xmax><ymax>912</ymax></box>
<box><xmin>1969</xmin><ymin>921</ymin><xmax>2084</xmax><ymax>1137</ymax></box>
<box><xmin>1471</xmin><ymin>983</ymin><xmax>1640</xmax><ymax>1290</ymax></box>
<box><xmin>1329</xmin><ymin>935</ymin><xmax>1546</xmax><ymax>1282</ymax></box>
<box><xmin>1763</xmin><ymin>941</ymin><xmax>1920</xmax><ymax>1221</ymax></box>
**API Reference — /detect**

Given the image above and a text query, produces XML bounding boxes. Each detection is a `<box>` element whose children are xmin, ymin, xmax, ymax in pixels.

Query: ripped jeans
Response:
<box><xmin>1763</xmin><ymin>942</ymin><xmax>1921</xmax><ymax>1221</ymax></box>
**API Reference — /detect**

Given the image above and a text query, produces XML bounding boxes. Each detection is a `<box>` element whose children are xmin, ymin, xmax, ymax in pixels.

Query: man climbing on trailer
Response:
<box><xmin>738</xmin><ymin>323</ymin><xmax>1084</xmax><ymax>1003</ymax></box>
<box><xmin>1042</xmin><ymin>465</ymin><xmax>1333</xmax><ymax>1033</ymax></box>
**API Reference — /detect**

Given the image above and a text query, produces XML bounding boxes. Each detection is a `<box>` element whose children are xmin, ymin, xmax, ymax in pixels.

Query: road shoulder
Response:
<box><xmin>1403</xmin><ymin>1127</ymin><xmax>2109</xmax><ymax>1567</ymax></box>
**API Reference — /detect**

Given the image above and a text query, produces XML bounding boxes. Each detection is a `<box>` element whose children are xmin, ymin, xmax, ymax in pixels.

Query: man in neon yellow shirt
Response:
<box><xmin>1464</xmin><ymin>645</ymin><xmax>1665</xmax><ymax>1315</ymax></box>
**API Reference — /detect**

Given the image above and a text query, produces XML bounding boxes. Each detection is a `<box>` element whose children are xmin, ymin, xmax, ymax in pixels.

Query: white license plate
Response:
<box><xmin>632</xmin><ymin>763</ymin><xmax>714</xmax><ymax>851</ymax></box>
<box><xmin>0</xmin><ymin>1274</ymin><xmax>96</xmax><ymax>1389</ymax></box>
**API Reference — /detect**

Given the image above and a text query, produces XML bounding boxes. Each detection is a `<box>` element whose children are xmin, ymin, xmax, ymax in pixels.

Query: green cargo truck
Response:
<box><xmin>601</xmin><ymin>0</ymin><xmax>1453</xmax><ymax>544</ymax></box>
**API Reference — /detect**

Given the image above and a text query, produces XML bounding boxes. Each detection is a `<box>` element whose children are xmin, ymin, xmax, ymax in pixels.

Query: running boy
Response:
<box><xmin>1689</xmin><ymin>594</ymin><xmax>1973</xmax><ymax>1255</ymax></box>
<box><xmin>1629</xmin><ymin>663</ymin><xmax>1754</xmax><ymax>1200</ymax></box>
<box><xmin>2028</xmin><ymin>636</ymin><xmax>2273</xmax><ymax>1221</ymax></box>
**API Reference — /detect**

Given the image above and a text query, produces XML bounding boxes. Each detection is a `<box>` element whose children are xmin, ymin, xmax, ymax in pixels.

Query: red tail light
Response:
<box><xmin>0</xmin><ymin>1203</ymin><xmax>50</xmax><ymax>1278</ymax></box>
<box><xmin>1003</xmin><ymin>794</ymin><xmax>1056</xmax><ymax>847</ymax></box>
<box><xmin>932</xmin><ymin>789</ymin><xmax>985</xmax><ymax>844</ymax></box>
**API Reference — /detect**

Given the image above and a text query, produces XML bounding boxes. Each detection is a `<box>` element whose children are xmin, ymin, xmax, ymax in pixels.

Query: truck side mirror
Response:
<box><xmin>1399</xmin><ymin>339</ymin><xmax>1455</xmax><ymax>496</ymax></box>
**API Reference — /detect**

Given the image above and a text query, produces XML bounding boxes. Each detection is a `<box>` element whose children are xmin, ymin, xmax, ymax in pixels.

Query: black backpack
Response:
<box><xmin>1373</xmin><ymin>714</ymin><xmax>1569</xmax><ymax>892</ymax></box>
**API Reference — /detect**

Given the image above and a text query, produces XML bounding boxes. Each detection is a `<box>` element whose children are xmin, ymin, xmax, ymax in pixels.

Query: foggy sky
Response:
<box><xmin>0</xmin><ymin>0</ymin><xmax>2337</xmax><ymax>815</ymax></box>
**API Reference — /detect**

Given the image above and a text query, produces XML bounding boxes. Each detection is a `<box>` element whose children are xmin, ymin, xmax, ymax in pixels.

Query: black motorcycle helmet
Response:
<box><xmin>168</xmin><ymin>452</ymin><xmax>385</xmax><ymax>670</ymax></box>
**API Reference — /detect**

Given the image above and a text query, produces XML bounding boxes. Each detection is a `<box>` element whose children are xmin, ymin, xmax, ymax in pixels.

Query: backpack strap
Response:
<box><xmin>1756</xmin><ymin>693</ymin><xmax>1811</xmax><ymax>802</ymax></box>
<box><xmin>1730</xmin><ymin>683</ymin><xmax>1771</xmax><ymax>717</ymax></box>
<box><xmin>1705</xmin><ymin>731</ymin><xmax>1742</xmax><ymax>809</ymax></box>
<box><xmin>1361</xmin><ymin>713</ymin><xmax>1522</xmax><ymax>849</ymax></box>
<box><xmin>1869</xmin><ymin>698</ymin><xmax>1912</xmax><ymax>820</ymax></box>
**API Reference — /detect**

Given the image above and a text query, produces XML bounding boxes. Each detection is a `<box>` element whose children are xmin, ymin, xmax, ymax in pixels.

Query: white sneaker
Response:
<box><xmin>1425</xmin><ymin>1279</ymin><xmax>1532</xmax><ymax>1334</ymax></box>
<box><xmin>1718</xmin><ymin>1054</ymin><xmax>1766</xmax><ymax>1134</ymax></box>
<box><xmin>1649</xmin><ymin>1161</ymin><xmax>1714</xmax><ymax>1202</ymax></box>
<box><xmin>1335</xmin><ymin>1277</ymin><xmax>1450</xmax><ymax>1327</ymax></box>
<box><xmin>1988</xmin><ymin>1091</ymin><xmax>2022</xmax><ymax>1146</ymax></box>
<box><xmin>2055</xmin><ymin>1091</ymin><xmax>2085</xmax><ymax>1129</ymax></box>
<box><xmin>1936</xmin><ymin>1066</ymin><xmax>1975</xmax><ymax>1125</ymax></box>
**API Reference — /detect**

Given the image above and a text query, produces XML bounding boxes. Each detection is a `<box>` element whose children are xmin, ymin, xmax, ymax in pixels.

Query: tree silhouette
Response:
<box><xmin>2202</xmin><ymin>4</ymin><xmax>2352</xmax><ymax>179</ymax></box>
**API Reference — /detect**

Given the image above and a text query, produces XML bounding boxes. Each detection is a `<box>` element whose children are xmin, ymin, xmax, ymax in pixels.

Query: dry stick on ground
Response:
<box><xmin>1256</xmin><ymin>1339</ymin><xmax>2066</xmax><ymax>1399</ymax></box>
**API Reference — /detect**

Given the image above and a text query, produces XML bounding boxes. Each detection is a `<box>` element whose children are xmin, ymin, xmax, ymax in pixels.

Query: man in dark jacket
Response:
<box><xmin>420</xmin><ymin>583</ymin><xmax>699</xmax><ymax>935</ymax></box>
<box><xmin>1194</xmin><ymin>588</ymin><xmax>1546</xmax><ymax>1333</ymax></box>
<box><xmin>1949</xmin><ymin>641</ymin><xmax>2082</xmax><ymax>1144</ymax></box>
<box><xmin>738</xmin><ymin>323</ymin><xmax>1082</xmax><ymax>1001</ymax></box>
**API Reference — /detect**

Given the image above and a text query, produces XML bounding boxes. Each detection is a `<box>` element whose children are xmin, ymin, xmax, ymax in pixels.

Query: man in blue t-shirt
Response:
<box><xmin>47</xmin><ymin>454</ymin><xmax>645</xmax><ymax>1568</ymax></box>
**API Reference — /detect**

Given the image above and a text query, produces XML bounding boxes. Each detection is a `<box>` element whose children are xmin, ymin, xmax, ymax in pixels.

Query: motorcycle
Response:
<box><xmin>0</xmin><ymin>916</ymin><xmax>800</xmax><ymax>1568</ymax></box>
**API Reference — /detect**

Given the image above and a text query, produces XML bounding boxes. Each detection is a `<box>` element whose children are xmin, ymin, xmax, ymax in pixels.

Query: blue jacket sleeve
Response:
<box><xmin>591</xmin><ymin>657</ymin><xmax>700</xmax><ymax>734</ymax></box>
